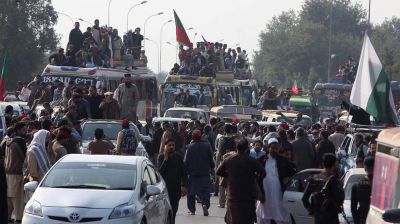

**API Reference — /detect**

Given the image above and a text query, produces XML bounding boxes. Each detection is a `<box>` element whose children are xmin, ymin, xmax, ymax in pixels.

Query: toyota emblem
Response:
<box><xmin>69</xmin><ymin>212</ymin><xmax>80</xmax><ymax>223</ymax></box>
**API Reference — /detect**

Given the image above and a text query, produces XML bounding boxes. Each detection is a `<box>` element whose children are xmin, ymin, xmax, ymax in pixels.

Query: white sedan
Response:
<box><xmin>22</xmin><ymin>154</ymin><xmax>172</xmax><ymax>224</ymax></box>
<box><xmin>283</xmin><ymin>168</ymin><xmax>366</xmax><ymax>224</ymax></box>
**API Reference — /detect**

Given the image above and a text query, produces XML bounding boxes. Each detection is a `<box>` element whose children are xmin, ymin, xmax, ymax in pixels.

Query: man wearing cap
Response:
<box><xmin>4</xmin><ymin>122</ymin><xmax>27</xmax><ymax>223</ymax></box>
<box><xmin>116</xmin><ymin>73</ymin><xmax>139</xmax><ymax>122</ymax></box>
<box><xmin>184</xmin><ymin>129</ymin><xmax>215</xmax><ymax>216</ymax></box>
<box><xmin>256</xmin><ymin>138</ymin><xmax>296</xmax><ymax>224</ymax></box>
<box><xmin>99</xmin><ymin>91</ymin><xmax>120</xmax><ymax>119</ymax></box>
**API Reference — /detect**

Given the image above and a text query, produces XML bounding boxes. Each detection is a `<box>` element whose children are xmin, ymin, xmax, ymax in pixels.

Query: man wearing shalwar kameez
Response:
<box><xmin>257</xmin><ymin>138</ymin><xmax>297</xmax><ymax>224</ymax></box>
<box><xmin>116</xmin><ymin>73</ymin><xmax>139</xmax><ymax>122</ymax></box>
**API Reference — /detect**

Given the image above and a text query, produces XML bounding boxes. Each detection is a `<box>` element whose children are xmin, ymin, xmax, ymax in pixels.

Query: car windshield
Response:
<box><xmin>161</xmin><ymin>83</ymin><xmax>212</xmax><ymax>111</ymax></box>
<box><xmin>344</xmin><ymin>174</ymin><xmax>365</xmax><ymax>200</ymax></box>
<box><xmin>41</xmin><ymin>162</ymin><xmax>137</xmax><ymax>190</ymax></box>
<box><xmin>81</xmin><ymin>123</ymin><xmax>136</xmax><ymax>141</ymax></box>
<box><xmin>165</xmin><ymin>110</ymin><xmax>199</xmax><ymax>120</ymax></box>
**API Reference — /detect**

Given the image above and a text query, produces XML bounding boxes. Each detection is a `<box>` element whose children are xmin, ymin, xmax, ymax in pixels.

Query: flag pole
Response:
<box><xmin>367</xmin><ymin>0</ymin><xmax>371</xmax><ymax>34</ymax></box>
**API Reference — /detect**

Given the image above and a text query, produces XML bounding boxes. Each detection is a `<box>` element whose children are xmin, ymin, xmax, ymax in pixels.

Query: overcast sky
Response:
<box><xmin>52</xmin><ymin>0</ymin><xmax>400</xmax><ymax>73</ymax></box>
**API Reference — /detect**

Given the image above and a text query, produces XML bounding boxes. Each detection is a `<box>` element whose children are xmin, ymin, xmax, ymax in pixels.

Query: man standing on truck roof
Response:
<box><xmin>116</xmin><ymin>73</ymin><xmax>139</xmax><ymax>122</ymax></box>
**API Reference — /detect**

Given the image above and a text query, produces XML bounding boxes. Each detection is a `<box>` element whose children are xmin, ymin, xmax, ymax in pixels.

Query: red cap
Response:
<box><xmin>121</xmin><ymin>119</ymin><xmax>129</xmax><ymax>128</ymax></box>
<box><xmin>280</xmin><ymin>122</ymin><xmax>289</xmax><ymax>130</ymax></box>
<box><xmin>192</xmin><ymin>129</ymin><xmax>202</xmax><ymax>139</ymax></box>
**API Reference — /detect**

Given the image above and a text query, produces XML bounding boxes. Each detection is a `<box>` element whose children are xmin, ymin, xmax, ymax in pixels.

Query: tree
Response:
<box><xmin>0</xmin><ymin>0</ymin><xmax>58</xmax><ymax>88</ymax></box>
<box><xmin>253</xmin><ymin>0</ymin><xmax>366</xmax><ymax>87</ymax></box>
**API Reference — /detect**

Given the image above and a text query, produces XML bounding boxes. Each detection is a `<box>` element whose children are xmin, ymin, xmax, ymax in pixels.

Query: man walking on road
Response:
<box><xmin>184</xmin><ymin>130</ymin><xmax>214</xmax><ymax>216</ymax></box>
<box><xmin>256</xmin><ymin>138</ymin><xmax>296</xmax><ymax>224</ymax></box>
<box><xmin>4</xmin><ymin>122</ymin><xmax>27</xmax><ymax>223</ymax></box>
<box><xmin>158</xmin><ymin>139</ymin><xmax>187</xmax><ymax>224</ymax></box>
<box><xmin>216</xmin><ymin>137</ymin><xmax>266</xmax><ymax>224</ymax></box>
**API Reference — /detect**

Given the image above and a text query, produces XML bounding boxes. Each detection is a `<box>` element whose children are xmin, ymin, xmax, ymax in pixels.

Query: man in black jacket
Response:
<box><xmin>302</xmin><ymin>153</ymin><xmax>344</xmax><ymax>224</ymax></box>
<box><xmin>69</xmin><ymin>22</ymin><xmax>83</xmax><ymax>52</ymax></box>
<box><xmin>158</xmin><ymin>139</ymin><xmax>187</xmax><ymax>224</ymax></box>
<box><xmin>316</xmin><ymin>130</ymin><xmax>336</xmax><ymax>167</ymax></box>
<box><xmin>151</xmin><ymin>122</ymin><xmax>163</xmax><ymax>167</ymax></box>
<box><xmin>184</xmin><ymin>130</ymin><xmax>214</xmax><ymax>216</ymax></box>
<box><xmin>351</xmin><ymin>157</ymin><xmax>374</xmax><ymax>224</ymax></box>
<box><xmin>256</xmin><ymin>138</ymin><xmax>297</xmax><ymax>224</ymax></box>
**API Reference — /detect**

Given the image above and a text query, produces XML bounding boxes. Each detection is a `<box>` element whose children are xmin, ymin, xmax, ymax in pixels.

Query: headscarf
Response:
<box><xmin>28</xmin><ymin>129</ymin><xmax>51</xmax><ymax>175</ymax></box>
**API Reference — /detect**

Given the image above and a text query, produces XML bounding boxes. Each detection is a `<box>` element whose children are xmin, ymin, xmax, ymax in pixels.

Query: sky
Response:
<box><xmin>52</xmin><ymin>0</ymin><xmax>400</xmax><ymax>74</ymax></box>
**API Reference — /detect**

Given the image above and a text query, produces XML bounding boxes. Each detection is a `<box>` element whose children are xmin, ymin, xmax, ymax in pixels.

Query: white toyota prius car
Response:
<box><xmin>22</xmin><ymin>154</ymin><xmax>172</xmax><ymax>224</ymax></box>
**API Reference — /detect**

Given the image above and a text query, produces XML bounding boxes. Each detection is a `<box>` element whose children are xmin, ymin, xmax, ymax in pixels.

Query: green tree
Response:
<box><xmin>253</xmin><ymin>0</ymin><xmax>366</xmax><ymax>88</ymax></box>
<box><xmin>0</xmin><ymin>0</ymin><xmax>58</xmax><ymax>88</ymax></box>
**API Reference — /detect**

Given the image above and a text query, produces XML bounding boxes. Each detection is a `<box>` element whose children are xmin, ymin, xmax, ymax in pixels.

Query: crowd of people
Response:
<box><xmin>170</xmin><ymin>42</ymin><xmax>251</xmax><ymax>79</ymax></box>
<box><xmin>0</xmin><ymin>91</ymin><xmax>379</xmax><ymax>224</ymax></box>
<box><xmin>11</xmin><ymin>73</ymin><xmax>141</xmax><ymax>127</ymax></box>
<box><xmin>48</xmin><ymin>20</ymin><xmax>147</xmax><ymax>70</ymax></box>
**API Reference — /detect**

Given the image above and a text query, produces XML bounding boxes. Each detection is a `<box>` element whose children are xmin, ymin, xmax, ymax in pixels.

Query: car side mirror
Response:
<box><xmin>146</xmin><ymin>185</ymin><xmax>161</xmax><ymax>198</ymax></box>
<box><xmin>24</xmin><ymin>181</ymin><xmax>39</xmax><ymax>192</ymax></box>
<box><xmin>383</xmin><ymin>208</ymin><xmax>400</xmax><ymax>223</ymax></box>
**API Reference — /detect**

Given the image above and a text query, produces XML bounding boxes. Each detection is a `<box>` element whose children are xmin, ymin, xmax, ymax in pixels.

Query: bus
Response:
<box><xmin>312</xmin><ymin>83</ymin><xmax>352</xmax><ymax>120</ymax></box>
<box><xmin>40</xmin><ymin>61</ymin><xmax>157</xmax><ymax>120</ymax></box>
<box><xmin>159</xmin><ymin>71</ymin><xmax>258</xmax><ymax>115</ymax></box>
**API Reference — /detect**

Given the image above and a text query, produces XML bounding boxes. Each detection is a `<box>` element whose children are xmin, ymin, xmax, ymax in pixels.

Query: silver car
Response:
<box><xmin>283</xmin><ymin>168</ymin><xmax>366</xmax><ymax>224</ymax></box>
<box><xmin>23</xmin><ymin>154</ymin><xmax>173</xmax><ymax>224</ymax></box>
<box><xmin>80</xmin><ymin>119</ymin><xmax>150</xmax><ymax>157</ymax></box>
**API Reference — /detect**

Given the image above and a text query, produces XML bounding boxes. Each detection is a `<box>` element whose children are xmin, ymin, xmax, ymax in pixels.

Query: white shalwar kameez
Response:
<box><xmin>256</xmin><ymin>154</ymin><xmax>291</xmax><ymax>224</ymax></box>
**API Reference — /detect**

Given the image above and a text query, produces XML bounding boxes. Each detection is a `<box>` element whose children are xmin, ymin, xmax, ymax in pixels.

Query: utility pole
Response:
<box><xmin>327</xmin><ymin>0</ymin><xmax>333</xmax><ymax>82</ymax></box>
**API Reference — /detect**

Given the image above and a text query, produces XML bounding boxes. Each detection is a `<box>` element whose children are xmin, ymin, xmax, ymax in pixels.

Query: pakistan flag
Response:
<box><xmin>350</xmin><ymin>34</ymin><xmax>398</xmax><ymax>124</ymax></box>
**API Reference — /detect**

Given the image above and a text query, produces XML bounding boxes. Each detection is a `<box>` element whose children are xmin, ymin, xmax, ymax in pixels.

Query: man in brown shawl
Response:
<box><xmin>216</xmin><ymin>137</ymin><xmax>266</xmax><ymax>224</ymax></box>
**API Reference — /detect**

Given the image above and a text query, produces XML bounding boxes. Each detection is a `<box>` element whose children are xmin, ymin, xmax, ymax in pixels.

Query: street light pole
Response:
<box><xmin>145</xmin><ymin>38</ymin><xmax>160</xmax><ymax>73</ymax></box>
<box><xmin>368</xmin><ymin>0</ymin><xmax>371</xmax><ymax>33</ymax></box>
<box><xmin>126</xmin><ymin>1</ymin><xmax>148</xmax><ymax>32</ymax></box>
<box><xmin>193</xmin><ymin>33</ymin><xmax>198</xmax><ymax>44</ymax></box>
<box><xmin>327</xmin><ymin>0</ymin><xmax>333</xmax><ymax>82</ymax></box>
<box><xmin>143</xmin><ymin>12</ymin><xmax>164</xmax><ymax>48</ymax></box>
<box><xmin>57</xmin><ymin>11</ymin><xmax>74</xmax><ymax>26</ymax></box>
<box><xmin>107</xmin><ymin>0</ymin><xmax>113</xmax><ymax>27</ymax></box>
<box><xmin>78</xmin><ymin>18</ymin><xmax>93</xmax><ymax>27</ymax></box>
<box><xmin>166</xmin><ymin>42</ymin><xmax>178</xmax><ymax>63</ymax></box>
<box><xmin>159</xmin><ymin>20</ymin><xmax>172</xmax><ymax>74</ymax></box>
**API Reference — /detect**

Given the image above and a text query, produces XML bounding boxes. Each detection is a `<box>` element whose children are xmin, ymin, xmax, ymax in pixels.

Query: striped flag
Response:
<box><xmin>350</xmin><ymin>34</ymin><xmax>398</xmax><ymax>124</ymax></box>
<box><xmin>0</xmin><ymin>53</ymin><xmax>8</xmax><ymax>101</ymax></box>
<box><xmin>173</xmin><ymin>10</ymin><xmax>192</xmax><ymax>47</ymax></box>
<box><xmin>291</xmin><ymin>80</ymin><xmax>299</xmax><ymax>95</ymax></box>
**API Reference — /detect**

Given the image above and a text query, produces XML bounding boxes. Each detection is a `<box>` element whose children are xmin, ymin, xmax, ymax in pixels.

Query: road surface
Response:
<box><xmin>176</xmin><ymin>195</ymin><xmax>226</xmax><ymax>224</ymax></box>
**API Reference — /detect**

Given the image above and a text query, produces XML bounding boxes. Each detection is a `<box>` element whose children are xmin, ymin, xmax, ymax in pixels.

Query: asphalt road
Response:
<box><xmin>176</xmin><ymin>195</ymin><xmax>226</xmax><ymax>224</ymax></box>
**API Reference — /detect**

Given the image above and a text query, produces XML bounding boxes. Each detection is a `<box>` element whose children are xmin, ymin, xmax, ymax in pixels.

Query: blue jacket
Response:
<box><xmin>184</xmin><ymin>139</ymin><xmax>215</xmax><ymax>177</ymax></box>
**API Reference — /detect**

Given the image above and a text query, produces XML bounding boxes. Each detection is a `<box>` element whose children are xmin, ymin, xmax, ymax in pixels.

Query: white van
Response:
<box><xmin>366</xmin><ymin>127</ymin><xmax>400</xmax><ymax>224</ymax></box>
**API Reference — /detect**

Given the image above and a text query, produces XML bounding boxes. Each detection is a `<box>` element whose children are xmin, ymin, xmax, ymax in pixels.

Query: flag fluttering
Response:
<box><xmin>291</xmin><ymin>80</ymin><xmax>299</xmax><ymax>95</ymax></box>
<box><xmin>173</xmin><ymin>10</ymin><xmax>192</xmax><ymax>48</ymax></box>
<box><xmin>350</xmin><ymin>34</ymin><xmax>398</xmax><ymax>124</ymax></box>
<box><xmin>0</xmin><ymin>53</ymin><xmax>8</xmax><ymax>101</ymax></box>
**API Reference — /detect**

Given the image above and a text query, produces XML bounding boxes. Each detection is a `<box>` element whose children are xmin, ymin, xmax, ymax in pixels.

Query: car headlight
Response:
<box><xmin>25</xmin><ymin>200</ymin><xmax>43</xmax><ymax>217</ymax></box>
<box><xmin>109</xmin><ymin>203</ymin><xmax>135</xmax><ymax>219</ymax></box>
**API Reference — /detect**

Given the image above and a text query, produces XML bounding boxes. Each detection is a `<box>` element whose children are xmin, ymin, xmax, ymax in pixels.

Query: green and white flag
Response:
<box><xmin>350</xmin><ymin>34</ymin><xmax>398</xmax><ymax>124</ymax></box>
